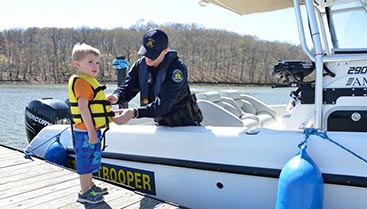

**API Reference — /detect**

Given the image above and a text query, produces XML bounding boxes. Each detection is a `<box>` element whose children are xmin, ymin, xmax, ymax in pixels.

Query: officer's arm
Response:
<box><xmin>112</xmin><ymin>61</ymin><xmax>140</xmax><ymax>105</ymax></box>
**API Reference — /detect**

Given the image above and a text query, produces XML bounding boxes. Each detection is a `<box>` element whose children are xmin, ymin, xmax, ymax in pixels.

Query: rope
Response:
<box><xmin>300</xmin><ymin>128</ymin><xmax>367</xmax><ymax>164</ymax></box>
<box><xmin>24</xmin><ymin>126</ymin><xmax>70</xmax><ymax>159</ymax></box>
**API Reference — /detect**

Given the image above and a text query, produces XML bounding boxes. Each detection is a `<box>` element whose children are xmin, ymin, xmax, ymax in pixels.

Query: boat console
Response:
<box><xmin>268</xmin><ymin>0</ymin><xmax>367</xmax><ymax>132</ymax></box>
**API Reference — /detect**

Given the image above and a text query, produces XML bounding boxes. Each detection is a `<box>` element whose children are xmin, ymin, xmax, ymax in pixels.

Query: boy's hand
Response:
<box><xmin>88</xmin><ymin>131</ymin><xmax>98</xmax><ymax>144</ymax></box>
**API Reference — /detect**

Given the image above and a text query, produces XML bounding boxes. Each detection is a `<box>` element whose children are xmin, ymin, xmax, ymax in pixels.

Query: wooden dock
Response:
<box><xmin>0</xmin><ymin>145</ymin><xmax>184</xmax><ymax>209</ymax></box>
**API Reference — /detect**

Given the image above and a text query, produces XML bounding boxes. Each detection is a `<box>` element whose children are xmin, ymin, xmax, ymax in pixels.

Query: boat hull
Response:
<box><xmin>24</xmin><ymin>124</ymin><xmax>367</xmax><ymax>209</ymax></box>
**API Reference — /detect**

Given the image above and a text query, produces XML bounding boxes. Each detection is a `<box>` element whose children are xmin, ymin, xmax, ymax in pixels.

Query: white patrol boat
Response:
<box><xmin>24</xmin><ymin>0</ymin><xmax>367</xmax><ymax>208</ymax></box>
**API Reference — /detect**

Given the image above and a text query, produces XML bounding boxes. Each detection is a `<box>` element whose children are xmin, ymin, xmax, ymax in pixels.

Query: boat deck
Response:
<box><xmin>0</xmin><ymin>145</ymin><xmax>184</xmax><ymax>209</ymax></box>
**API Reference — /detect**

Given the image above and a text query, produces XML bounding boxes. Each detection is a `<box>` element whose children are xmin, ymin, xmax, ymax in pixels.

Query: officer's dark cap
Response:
<box><xmin>138</xmin><ymin>29</ymin><xmax>168</xmax><ymax>60</ymax></box>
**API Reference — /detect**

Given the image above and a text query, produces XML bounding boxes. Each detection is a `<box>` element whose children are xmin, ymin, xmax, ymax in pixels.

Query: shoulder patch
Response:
<box><xmin>172</xmin><ymin>69</ymin><xmax>183</xmax><ymax>83</ymax></box>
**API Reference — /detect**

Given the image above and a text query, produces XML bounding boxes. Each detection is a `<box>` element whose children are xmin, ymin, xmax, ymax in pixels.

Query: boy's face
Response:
<box><xmin>74</xmin><ymin>54</ymin><xmax>100</xmax><ymax>77</ymax></box>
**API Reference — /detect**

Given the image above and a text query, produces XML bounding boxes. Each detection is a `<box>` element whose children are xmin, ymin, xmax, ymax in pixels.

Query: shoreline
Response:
<box><xmin>0</xmin><ymin>80</ymin><xmax>274</xmax><ymax>87</ymax></box>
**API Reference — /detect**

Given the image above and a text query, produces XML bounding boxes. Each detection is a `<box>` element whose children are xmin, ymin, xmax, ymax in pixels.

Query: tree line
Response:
<box><xmin>0</xmin><ymin>22</ymin><xmax>307</xmax><ymax>85</ymax></box>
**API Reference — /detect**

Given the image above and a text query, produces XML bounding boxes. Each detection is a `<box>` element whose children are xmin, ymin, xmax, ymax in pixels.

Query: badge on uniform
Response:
<box><xmin>172</xmin><ymin>69</ymin><xmax>183</xmax><ymax>83</ymax></box>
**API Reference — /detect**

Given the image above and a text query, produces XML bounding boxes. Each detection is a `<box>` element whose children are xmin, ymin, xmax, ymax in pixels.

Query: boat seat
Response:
<box><xmin>221</xmin><ymin>90</ymin><xmax>276</xmax><ymax>126</ymax></box>
<box><xmin>220</xmin><ymin>96</ymin><xmax>260</xmax><ymax>121</ymax></box>
<box><xmin>196</xmin><ymin>91</ymin><xmax>259</xmax><ymax>127</ymax></box>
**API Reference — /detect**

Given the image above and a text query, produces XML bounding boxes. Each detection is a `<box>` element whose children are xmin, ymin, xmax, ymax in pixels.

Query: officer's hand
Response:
<box><xmin>112</xmin><ymin>109</ymin><xmax>123</xmax><ymax>115</ymax></box>
<box><xmin>107</xmin><ymin>94</ymin><xmax>118</xmax><ymax>105</ymax></box>
<box><xmin>112</xmin><ymin>109</ymin><xmax>134</xmax><ymax>125</ymax></box>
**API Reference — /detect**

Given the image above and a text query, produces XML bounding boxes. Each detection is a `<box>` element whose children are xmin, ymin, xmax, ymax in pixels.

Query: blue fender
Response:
<box><xmin>44</xmin><ymin>135</ymin><xmax>68</xmax><ymax>167</ymax></box>
<box><xmin>276</xmin><ymin>145</ymin><xmax>324</xmax><ymax>209</ymax></box>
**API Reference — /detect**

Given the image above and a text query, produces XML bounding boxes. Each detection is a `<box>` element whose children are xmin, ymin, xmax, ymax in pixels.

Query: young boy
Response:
<box><xmin>68</xmin><ymin>43</ymin><xmax>111</xmax><ymax>204</ymax></box>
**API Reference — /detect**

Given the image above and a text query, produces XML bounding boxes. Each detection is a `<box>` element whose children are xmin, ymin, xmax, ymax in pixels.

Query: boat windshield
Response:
<box><xmin>329</xmin><ymin>0</ymin><xmax>367</xmax><ymax>48</ymax></box>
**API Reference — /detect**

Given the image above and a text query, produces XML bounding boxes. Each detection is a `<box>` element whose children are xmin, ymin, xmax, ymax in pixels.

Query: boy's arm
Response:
<box><xmin>78</xmin><ymin>97</ymin><xmax>98</xmax><ymax>144</ymax></box>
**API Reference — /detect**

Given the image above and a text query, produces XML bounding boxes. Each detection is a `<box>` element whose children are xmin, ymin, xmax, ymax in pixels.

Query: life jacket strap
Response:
<box><xmin>94</xmin><ymin>85</ymin><xmax>106</xmax><ymax>96</ymax></box>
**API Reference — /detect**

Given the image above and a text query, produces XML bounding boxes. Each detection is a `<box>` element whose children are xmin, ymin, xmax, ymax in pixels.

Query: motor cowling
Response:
<box><xmin>25</xmin><ymin>98</ymin><xmax>70</xmax><ymax>142</ymax></box>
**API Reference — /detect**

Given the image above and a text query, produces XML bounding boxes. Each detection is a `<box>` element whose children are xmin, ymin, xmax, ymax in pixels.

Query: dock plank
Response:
<box><xmin>0</xmin><ymin>145</ymin><xmax>184</xmax><ymax>209</ymax></box>
<box><xmin>0</xmin><ymin>164</ymin><xmax>63</xmax><ymax>185</ymax></box>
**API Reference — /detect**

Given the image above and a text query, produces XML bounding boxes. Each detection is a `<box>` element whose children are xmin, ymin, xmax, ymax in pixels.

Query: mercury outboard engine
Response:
<box><xmin>25</xmin><ymin>98</ymin><xmax>70</xmax><ymax>142</ymax></box>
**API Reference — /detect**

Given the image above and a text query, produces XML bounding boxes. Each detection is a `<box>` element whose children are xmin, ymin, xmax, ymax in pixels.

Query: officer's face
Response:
<box><xmin>145</xmin><ymin>49</ymin><xmax>168</xmax><ymax>67</ymax></box>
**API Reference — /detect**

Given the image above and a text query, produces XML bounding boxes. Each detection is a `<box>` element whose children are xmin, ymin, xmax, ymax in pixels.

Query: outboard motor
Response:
<box><xmin>25</xmin><ymin>98</ymin><xmax>70</xmax><ymax>142</ymax></box>
<box><xmin>272</xmin><ymin>60</ymin><xmax>316</xmax><ymax>111</ymax></box>
<box><xmin>272</xmin><ymin>60</ymin><xmax>315</xmax><ymax>84</ymax></box>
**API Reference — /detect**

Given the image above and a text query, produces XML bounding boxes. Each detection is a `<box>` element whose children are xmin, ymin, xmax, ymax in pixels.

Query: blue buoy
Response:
<box><xmin>276</xmin><ymin>145</ymin><xmax>324</xmax><ymax>209</ymax></box>
<box><xmin>45</xmin><ymin>135</ymin><xmax>67</xmax><ymax>166</ymax></box>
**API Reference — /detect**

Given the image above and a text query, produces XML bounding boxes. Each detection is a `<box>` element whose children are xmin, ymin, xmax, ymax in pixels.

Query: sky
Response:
<box><xmin>0</xmin><ymin>0</ymin><xmax>301</xmax><ymax>44</ymax></box>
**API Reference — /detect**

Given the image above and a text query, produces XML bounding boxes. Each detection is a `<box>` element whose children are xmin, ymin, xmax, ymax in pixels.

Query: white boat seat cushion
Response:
<box><xmin>198</xmin><ymin>91</ymin><xmax>250</xmax><ymax>118</ymax></box>
<box><xmin>197</xmin><ymin>91</ymin><xmax>260</xmax><ymax>127</ymax></box>
<box><xmin>221</xmin><ymin>96</ymin><xmax>259</xmax><ymax>122</ymax></box>
<box><xmin>239</xmin><ymin>99</ymin><xmax>257</xmax><ymax>115</ymax></box>
<box><xmin>240</xmin><ymin>94</ymin><xmax>276</xmax><ymax>119</ymax></box>
<box><xmin>197</xmin><ymin>91</ymin><xmax>251</xmax><ymax>117</ymax></box>
<box><xmin>197</xmin><ymin>100</ymin><xmax>258</xmax><ymax>127</ymax></box>
<box><xmin>221</xmin><ymin>90</ymin><xmax>276</xmax><ymax>125</ymax></box>
<box><xmin>197</xmin><ymin>91</ymin><xmax>221</xmax><ymax>102</ymax></box>
<box><xmin>221</xmin><ymin>90</ymin><xmax>257</xmax><ymax>114</ymax></box>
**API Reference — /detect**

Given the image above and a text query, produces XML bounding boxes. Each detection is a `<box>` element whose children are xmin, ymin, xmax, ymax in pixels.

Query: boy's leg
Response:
<box><xmin>74</xmin><ymin>130</ymin><xmax>105</xmax><ymax>203</ymax></box>
<box><xmin>74</xmin><ymin>130</ymin><xmax>101</xmax><ymax>184</ymax></box>
<box><xmin>79</xmin><ymin>173</ymin><xmax>93</xmax><ymax>192</ymax></box>
<box><xmin>78</xmin><ymin>173</ymin><xmax>104</xmax><ymax>204</ymax></box>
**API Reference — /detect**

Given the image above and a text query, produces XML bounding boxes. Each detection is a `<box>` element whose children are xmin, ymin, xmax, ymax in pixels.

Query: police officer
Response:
<box><xmin>108</xmin><ymin>28</ymin><xmax>200</xmax><ymax>126</ymax></box>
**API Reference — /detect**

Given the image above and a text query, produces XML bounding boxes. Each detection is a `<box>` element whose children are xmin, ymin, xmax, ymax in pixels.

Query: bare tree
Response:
<box><xmin>0</xmin><ymin>23</ymin><xmax>306</xmax><ymax>84</ymax></box>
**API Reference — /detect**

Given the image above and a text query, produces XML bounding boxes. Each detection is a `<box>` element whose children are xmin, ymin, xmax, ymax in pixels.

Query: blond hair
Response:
<box><xmin>71</xmin><ymin>43</ymin><xmax>100</xmax><ymax>61</ymax></box>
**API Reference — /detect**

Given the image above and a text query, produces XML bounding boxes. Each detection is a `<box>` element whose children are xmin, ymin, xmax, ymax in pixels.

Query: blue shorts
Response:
<box><xmin>73</xmin><ymin>130</ymin><xmax>102</xmax><ymax>174</ymax></box>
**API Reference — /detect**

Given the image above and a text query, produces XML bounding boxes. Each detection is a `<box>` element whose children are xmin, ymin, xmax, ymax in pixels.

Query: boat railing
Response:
<box><xmin>293</xmin><ymin>0</ymin><xmax>315</xmax><ymax>62</ymax></box>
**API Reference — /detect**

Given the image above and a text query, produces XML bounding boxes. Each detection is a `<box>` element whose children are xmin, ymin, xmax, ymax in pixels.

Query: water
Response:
<box><xmin>0</xmin><ymin>84</ymin><xmax>294</xmax><ymax>150</ymax></box>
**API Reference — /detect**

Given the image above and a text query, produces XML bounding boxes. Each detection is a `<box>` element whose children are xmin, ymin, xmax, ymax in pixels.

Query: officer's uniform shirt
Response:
<box><xmin>113</xmin><ymin>52</ymin><xmax>191</xmax><ymax>122</ymax></box>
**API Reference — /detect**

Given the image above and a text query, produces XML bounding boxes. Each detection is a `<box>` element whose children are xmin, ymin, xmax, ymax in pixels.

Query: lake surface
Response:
<box><xmin>0</xmin><ymin>84</ymin><xmax>294</xmax><ymax>150</ymax></box>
